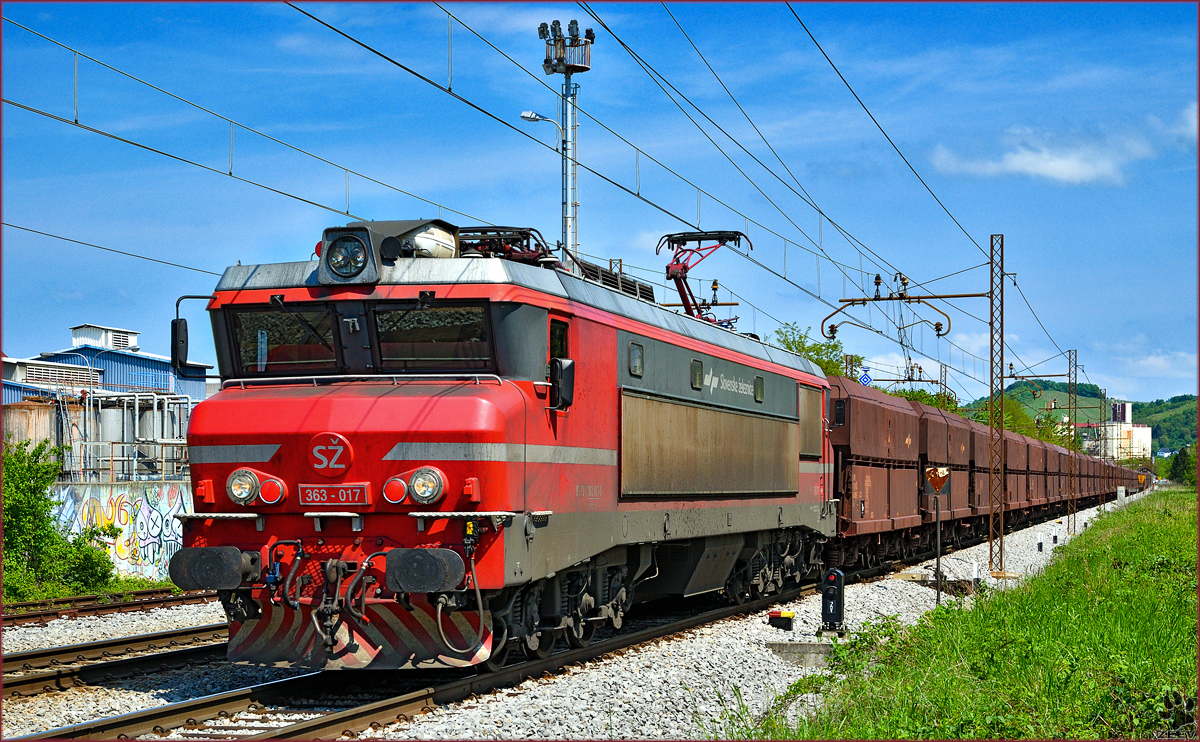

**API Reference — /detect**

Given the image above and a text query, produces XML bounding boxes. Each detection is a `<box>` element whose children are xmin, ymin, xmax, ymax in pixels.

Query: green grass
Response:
<box><xmin>4</xmin><ymin>575</ymin><xmax>179</xmax><ymax>608</ymax></box>
<box><xmin>715</xmin><ymin>488</ymin><xmax>1198</xmax><ymax>739</ymax></box>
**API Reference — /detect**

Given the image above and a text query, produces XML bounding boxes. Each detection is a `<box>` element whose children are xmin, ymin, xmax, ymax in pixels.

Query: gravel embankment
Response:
<box><xmin>0</xmin><ymin>490</ymin><xmax>1152</xmax><ymax>739</ymax></box>
<box><xmin>2</xmin><ymin>601</ymin><xmax>227</xmax><ymax>655</ymax></box>
<box><xmin>372</xmin><ymin>491</ymin><xmax>1151</xmax><ymax>740</ymax></box>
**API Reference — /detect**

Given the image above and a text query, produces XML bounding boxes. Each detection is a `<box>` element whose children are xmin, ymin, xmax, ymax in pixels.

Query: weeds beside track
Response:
<box><xmin>718</xmin><ymin>487</ymin><xmax>1198</xmax><ymax>739</ymax></box>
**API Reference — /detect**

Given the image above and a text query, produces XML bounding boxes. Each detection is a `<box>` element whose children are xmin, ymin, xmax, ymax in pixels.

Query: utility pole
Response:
<box><xmin>988</xmin><ymin>234</ymin><xmax>1005</xmax><ymax>574</ymax></box>
<box><xmin>938</xmin><ymin>362</ymin><xmax>949</xmax><ymax>409</ymax></box>
<box><xmin>537</xmin><ymin>20</ymin><xmax>594</xmax><ymax>261</ymax></box>
<box><xmin>818</xmin><ymin>242</ymin><xmax>1003</xmax><ymax>570</ymax></box>
<box><xmin>1067</xmin><ymin>349</ymin><xmax>1078</xmax><ymax>534</ymax></box>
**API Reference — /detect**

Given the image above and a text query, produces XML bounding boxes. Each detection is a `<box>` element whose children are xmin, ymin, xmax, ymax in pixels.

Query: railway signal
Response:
<box><xmin>819</xmin><ymin>568</ymin><xmax>845</xmax><ymax>636</ymax></box>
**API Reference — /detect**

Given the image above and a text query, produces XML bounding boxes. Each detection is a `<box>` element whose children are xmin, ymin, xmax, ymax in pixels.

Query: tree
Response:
<box><xmin>887</xmin><ymin>387</ymin><xmax>959</xmax><ymax>413</ymax></box>
<box><xmin>774</xmin><ymin>323</ymin><xmax>862</xmax><ymax>378</ymax></box>
<box><xmin>1168</xmin><ymin>446</ymin><xmax>1196</xmax><ymax>487</ymax></box>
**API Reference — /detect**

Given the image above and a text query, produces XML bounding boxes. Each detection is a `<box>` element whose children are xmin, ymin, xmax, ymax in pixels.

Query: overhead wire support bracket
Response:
<box><xmin>821</xmin><ymin>282</ymin><xmax>986</xmax><ymax>340</ymax></box>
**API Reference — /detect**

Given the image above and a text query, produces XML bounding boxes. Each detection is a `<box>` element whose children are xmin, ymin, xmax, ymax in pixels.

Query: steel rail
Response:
<box><xmin>2</xmin><ymin>590</ymin><xmax>217</xmax><ymax>627</ymax></box>
<box><xmin>3</xmin><ymin>642</ymin><xmax>229</xmax><ymax>700</ymax></box>
<box><xmin>3</xmin><ymin>623</ymin><xmax>226</xmax><ymax>674</ymax></box>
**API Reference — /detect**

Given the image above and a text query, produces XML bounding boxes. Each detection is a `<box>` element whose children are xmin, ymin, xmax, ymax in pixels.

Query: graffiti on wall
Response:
<box><xmin>53</xmin><ymin>482</ymin><xmax>193</xmax><ymax>581</ymax></box>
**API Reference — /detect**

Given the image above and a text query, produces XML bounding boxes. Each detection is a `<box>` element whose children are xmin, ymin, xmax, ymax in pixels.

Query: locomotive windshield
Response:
<box><xmin>225</xmin><ymin>301</ymin><xmax>493</xmax><ymax>377</ymax></box>
<box><xmin>231</xmin><ymin>305</ymin><xmax>338</xmax><ymax>374</ymax></box>
<box><xmin>371</xmin><ymin>304</ymin><xmax>491</xmax><ymax>371</ymax></box>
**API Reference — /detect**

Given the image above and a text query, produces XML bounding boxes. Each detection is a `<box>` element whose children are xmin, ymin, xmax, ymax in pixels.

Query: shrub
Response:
<box><xmin>2</xmin><ymin>438</ymin><xmax>117</xmax><ymax>601</ymax></box>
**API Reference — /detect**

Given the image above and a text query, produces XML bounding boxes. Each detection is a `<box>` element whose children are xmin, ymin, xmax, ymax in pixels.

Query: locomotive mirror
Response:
<box><xmin>549</xmin><ymin>357</ymin><xmax>575</xmax><ymax>409</ymax></box>
<box><xmin>171</xmin><ymin>294</ymin><xmax>219</xmax><ymax>379</ymax></box>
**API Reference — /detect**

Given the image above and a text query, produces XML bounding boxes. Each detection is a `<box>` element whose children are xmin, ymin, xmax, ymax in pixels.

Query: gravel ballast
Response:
<box><xmin>372</xmin><ymin>492</ymin><xmax>1152</xmax><ymax>740</ymax></box>
<box><xmin>2</xmin><ymin>600</ymin><xmax>227</xmax><ymax>655</ymax></box>
<box><xmin>0</xmin><ymin>490</ymin><xmax>1152</xmax><ymax>739</ymax></box>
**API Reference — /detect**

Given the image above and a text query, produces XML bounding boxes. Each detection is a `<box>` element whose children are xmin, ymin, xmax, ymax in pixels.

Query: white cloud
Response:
<box><xmin>932</xmin><ymin>127</ymin><xmax>1153</xmax><ymax>185</ymax></box>
<box><xmin>1149</xmin><ymin>101</ymin><xmax>1199</xmax><ymax>147</ymax></box>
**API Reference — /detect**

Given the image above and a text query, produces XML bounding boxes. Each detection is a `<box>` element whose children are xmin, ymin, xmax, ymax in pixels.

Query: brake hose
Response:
<box><xmin>435</xmin><ymin>554</ymin><xmax>487</xmax><ymax>656</ymax></box>
<box><xmin>271</xmin><ymin>540</ymin><xmax>306</xmax><ymax>609</ymax></box>
<box><xmin>344</xmin><ymin>551</ymin><xmax>388</xmax><ymax>622</ymax></box>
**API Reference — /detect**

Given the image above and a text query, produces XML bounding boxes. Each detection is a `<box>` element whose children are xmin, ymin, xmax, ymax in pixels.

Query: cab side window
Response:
<box><xmin>549</xmin><ymin>319</ymin><xmax>570</xmax><ymax>380</ymax></box>
<box><xmin>550</xmin><ymin>320</ymin><xmax>569</xmax><ymax>360</ymax></box>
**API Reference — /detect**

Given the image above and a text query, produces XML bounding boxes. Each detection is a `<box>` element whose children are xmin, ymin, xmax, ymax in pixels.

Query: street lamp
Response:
<box><xmin>520</xmin><ymin>111</ymin><xmax>563</xmax><ymax>151</ymax></box>
<box><xmin>532</xmin><ymin>20</ymin><xmax>594</xmax><ymax>262</ymax></box>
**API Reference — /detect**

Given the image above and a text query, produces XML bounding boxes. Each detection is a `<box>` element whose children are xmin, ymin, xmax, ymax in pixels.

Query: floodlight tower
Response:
<box><xmin>538</xmin><ymin>19</ymin><xmax>594</xmax><ymax>261</ymax></box>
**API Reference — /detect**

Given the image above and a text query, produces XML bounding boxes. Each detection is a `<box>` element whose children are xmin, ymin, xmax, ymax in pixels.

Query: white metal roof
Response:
<box><xmin>69</xmin><ymin>323</ymin><xmax>139</xmax><ymax>333</ymax></box>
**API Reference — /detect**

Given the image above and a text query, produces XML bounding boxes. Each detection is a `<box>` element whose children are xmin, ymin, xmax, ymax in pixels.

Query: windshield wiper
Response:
<box><xmin>385</xmin><ymin>291</ymin><xmax>437</xmax><ymax>331</ymax></box>
<box><xmin>270</xmin><ymin>295</ymin><xmax>335</xmax><ymax>353</ymax></box>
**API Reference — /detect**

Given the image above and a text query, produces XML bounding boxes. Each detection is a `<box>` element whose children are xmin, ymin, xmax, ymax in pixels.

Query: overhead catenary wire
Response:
<box><xmin>3</xmin><ymin>222</ymin><xmax>222</xmax><ymax>276</ymax></box>
<box><xmin>291</xmin><ymin>4</ymin><xmax>996</xmax><ymax>392</ymax></box>
<box><xmin>432</xmin><ymin>2</ymin><xmax>869</xmax><ymax>278</ymax></box>
<box><xmin>430</xmin><ymin>1</ymin><xmax>1001</xmax><ymax>382</ymax></box>
<box><xmin>3</xmin><ymin>97</ymin><xmax>375</xmax><ymax>222</ymax></box>
<box><xmin>576</xmin><ymin>3</ymin><xmax>1008</xmax><ymax>370</ymax></box>
<box><xmin>786</xmin><ymin>3</ymin><xmax>988</xmax><ymax>261</ymax></box>
<box><xmin>2</xmin><ymin>16</ymin><xmax>495</xmax><ymax>227</ymax></box>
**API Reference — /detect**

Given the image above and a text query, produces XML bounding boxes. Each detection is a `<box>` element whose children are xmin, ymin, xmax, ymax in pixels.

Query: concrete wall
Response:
<box><xmin>52</xmin><ymin>481</ymin><xmax>193</xmax><ymax>582</ymax></box>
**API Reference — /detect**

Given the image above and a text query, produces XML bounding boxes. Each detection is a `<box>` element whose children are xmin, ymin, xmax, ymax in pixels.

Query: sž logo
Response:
<box><xmin>308</xmin><ymin>432</ymin><xmax>354</xmax><ymax>478</ymax></box>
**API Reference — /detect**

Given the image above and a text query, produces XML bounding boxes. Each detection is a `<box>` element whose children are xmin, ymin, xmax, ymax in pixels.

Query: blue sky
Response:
<box><xmin>3</xmin><ymin>3</ymin><xmax>1196</xmax><ymax>403</ymax></box>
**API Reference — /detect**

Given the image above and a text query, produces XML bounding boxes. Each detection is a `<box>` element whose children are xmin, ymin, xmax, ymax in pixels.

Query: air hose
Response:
<box><xmin>435</xmin><ymin>554</ymin><xmax>488</xmax><ymax>656</ymax></box>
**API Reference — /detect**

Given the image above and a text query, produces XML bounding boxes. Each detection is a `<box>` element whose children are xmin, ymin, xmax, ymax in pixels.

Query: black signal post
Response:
<box><xmin>819</xmin><ymin>568</ymin><xmax>845</xmax><ymax>636</ymax></box>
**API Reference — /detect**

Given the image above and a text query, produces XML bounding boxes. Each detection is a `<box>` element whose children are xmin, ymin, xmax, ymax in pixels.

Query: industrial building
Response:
<box><xmin>2</xmin><ymin>324</ymin><xmax>209</xmax><ymax>481</ymax></box>
<box><xmin>1078</xmin><ymin>400</ymin><xmax>1152</xmax><ymax>462</ymax></box>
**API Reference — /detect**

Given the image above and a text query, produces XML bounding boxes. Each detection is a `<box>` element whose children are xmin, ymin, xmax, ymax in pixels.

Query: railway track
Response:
<box><xmin>3</xmin><ymin>624</ymin><xmax>228</xmax><ymax>699</ymax></box>
<box><xmin>3</xmin><ymin>589</ymin><xmax>217</xmax><ymax>627</ymax></box>
<box><xmin>7</xmin><ymin>501</ymin><xmax>1102</xmax><ymax>740</ymax></box>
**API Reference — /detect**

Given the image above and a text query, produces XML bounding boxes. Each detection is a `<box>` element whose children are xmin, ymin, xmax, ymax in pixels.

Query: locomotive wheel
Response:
<box><xmin>480</xmin><ymin>637</ymin><xmax>511</xmax><ymax>672</ymax></box>
<box><xmin>566</xmin><ymin>620</ymin><xmax>596</xmax><ymax>649</ymax></box>
<box><xmin>522</xmin><ymin>629</ymin><xmax>555</xmax><ymax>661</ymax></box>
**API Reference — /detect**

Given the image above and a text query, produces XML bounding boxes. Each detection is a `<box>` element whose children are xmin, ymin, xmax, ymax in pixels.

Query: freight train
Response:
<box><xmin>167</xmin><ymin>219</ymin><xmax>1143</xmax><ymax>671</ymax></box>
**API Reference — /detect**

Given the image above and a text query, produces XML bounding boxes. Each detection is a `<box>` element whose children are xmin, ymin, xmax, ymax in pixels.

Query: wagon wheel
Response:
<box><xmin>522</xmin><ymin>628</ymin><xmax>556</xmax><ymax>661</ymax></box>
<box><xmin>566</xmin><ymin>620</ymin><xmax>596</xmax><ymax>648</ymax></box>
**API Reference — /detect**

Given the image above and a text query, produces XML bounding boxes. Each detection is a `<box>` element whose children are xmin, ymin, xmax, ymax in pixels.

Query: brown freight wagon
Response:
<box><xmin>1005</xmin><ymin>430</ymin><xmax>1028</xmax><ymax>507</ymax></box>
<box><xmin>827</xmin><ymin>377</ymin><xmax>920</xmax><ymax>535</ymax></box>
<box><xmin>907</xmin><ymin>400</ymin><xmax>971</xmax><ymax>521</ymax></box>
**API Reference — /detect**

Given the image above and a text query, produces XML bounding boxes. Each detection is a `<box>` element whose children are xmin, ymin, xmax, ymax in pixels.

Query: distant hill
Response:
<box><xmin>967</xmin><ymin>381</ymin><xmax>1196</xmax><ymax>453</ymax></box>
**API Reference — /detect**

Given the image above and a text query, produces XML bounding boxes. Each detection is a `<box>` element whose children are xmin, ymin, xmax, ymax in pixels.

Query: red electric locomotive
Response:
<box><xmin>168</xmin><ymin>221</ymin><xmax>837</xmax><ymax>671</ymax></box>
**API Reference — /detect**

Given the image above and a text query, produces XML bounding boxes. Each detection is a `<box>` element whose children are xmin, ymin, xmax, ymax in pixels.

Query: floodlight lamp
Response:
<box><xmin>538</xmin><ymin>22</ymin><xmax>549</xmax><ymax>40</ymax></box>
<box><xmin>585</xmin><ymin>28</ymin><xmax>595</xmax><ymax>42</ymax></box>
<box><xmin>568</xmin><ymin>19</ymin><xmax>579</xmax><ymax>38</ymax></box>
<box><xmin>551</xmin><ymin>20</ymin><xmax>562</xmax><ymax>39</ymax></box>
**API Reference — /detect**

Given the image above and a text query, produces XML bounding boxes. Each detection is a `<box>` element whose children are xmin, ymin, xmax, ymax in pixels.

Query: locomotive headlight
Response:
<box><xmin>327</xmin><ymin>235</ymin><xmax>368</xmax><ymax>278</ymax></box>
<box><xmin>408</xmin><ymin>468</ymin><xmax>444</xmax><ymax>504</ymax></box>
<box><xmin>227</xmin><ymin>469</ymin><xmax>260</xmax><ymax>505</ymax></box>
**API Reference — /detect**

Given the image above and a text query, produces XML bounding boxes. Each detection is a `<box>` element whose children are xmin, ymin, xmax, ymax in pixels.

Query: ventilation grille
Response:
<box><xmin>112</xmin><ymin>332</ymin><xmax>132</xmax><ymax>349</ymax></box>
<box><xmin>26</xmin><ymin>364</ymin><xmax>98</xmax><ymax>388</ymax></box>
<box><xmin>575</xmin><ymin>258</ymin><xmax>654</xmax><ymax>302</ymax></box>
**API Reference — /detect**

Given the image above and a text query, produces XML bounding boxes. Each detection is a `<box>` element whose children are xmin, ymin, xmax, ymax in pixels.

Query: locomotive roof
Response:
<box><xmin>215</xmin><ymin>258</ymin><xmax>825</xmax><ymax>380</ymax></box>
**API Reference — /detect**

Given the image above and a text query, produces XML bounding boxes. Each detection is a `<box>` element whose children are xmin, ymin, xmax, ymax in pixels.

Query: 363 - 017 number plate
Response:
<box><xmin>299</xmin><ymin>483</ymin><xmax>371</xmax><ymax>506</ymax></box>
